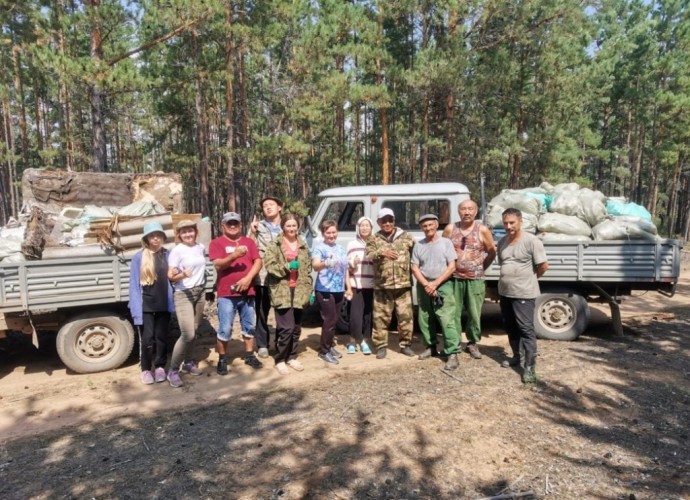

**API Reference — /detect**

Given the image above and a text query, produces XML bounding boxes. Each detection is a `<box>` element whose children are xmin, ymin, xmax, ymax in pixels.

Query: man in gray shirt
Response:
<box><xmin>411</xmin><ymin>213</ymin><xmax>461</xmax><ymax>370</ymax></box>
<box><xmin>497</xmin><ymin>208</ymin><xmax>549</xmax><ymax>383</ymax></box>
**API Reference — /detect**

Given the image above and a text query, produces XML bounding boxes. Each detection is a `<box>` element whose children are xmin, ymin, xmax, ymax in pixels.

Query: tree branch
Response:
<box><xmin>107</xmin><ymin>10</ymin><xmax>212</xmax><ymax>67</ymax></box>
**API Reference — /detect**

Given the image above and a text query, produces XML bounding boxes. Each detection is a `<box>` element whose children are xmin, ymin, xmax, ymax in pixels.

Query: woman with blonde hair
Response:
<box><xmin>166</xmin><ymin>219</ymin><xmax>207</xmax><ymax>388</ymax></box>
<box><xmin>128</xmin><ymin>221</ymin><xmax>174</xmax><ymax>385</ymax></box>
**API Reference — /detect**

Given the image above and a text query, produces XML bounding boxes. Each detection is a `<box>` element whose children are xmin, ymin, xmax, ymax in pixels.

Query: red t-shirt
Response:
<box><xmin>208</xmin><ymin>235</ymin><xmax>260</xmax><ymax>298</ymax></box>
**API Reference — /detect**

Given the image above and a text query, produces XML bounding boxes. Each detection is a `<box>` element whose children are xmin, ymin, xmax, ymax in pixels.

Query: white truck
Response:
<box><xmin>304</xmin><ymin>182</ymin><xmax>681</xmax><ymax>341</ymax></box>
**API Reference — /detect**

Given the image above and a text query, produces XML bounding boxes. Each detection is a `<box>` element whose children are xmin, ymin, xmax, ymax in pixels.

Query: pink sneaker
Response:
<box><xmin>140</xmin><ymin>370</ymin><xmax>154</xmax><ymax>385</ymax></box>
<box><xmin>153</xmin><ymin>367</ymin><xmax>167</xmax><ymax>383</ymax></box>
<box><xmin>167</xmin><ymin>369</ymin><xmax>183</xmax><ymax>388</ymax></box>
<box><xmin>181</xmin><ymin>361</ymin><xmax>203</xmax><ymax>376</ymax></box>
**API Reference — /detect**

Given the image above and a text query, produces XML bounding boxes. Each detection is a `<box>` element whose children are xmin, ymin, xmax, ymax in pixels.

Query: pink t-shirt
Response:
<box><xmin>283</xmin><ymin>244</ymin><xmax>299</xmax><ymax>288</ymax></box>
<box><xmin>208</xmin><ymin>235</ymin><xmax>260</xmax><ymax>297</ymax></box>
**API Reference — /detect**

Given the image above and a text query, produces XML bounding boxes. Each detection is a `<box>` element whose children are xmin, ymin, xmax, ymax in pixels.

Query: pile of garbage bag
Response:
<box><xmin>487</xmin><ymin>182</ymin><xmax>658</xmax><ymax>241</ymax></box>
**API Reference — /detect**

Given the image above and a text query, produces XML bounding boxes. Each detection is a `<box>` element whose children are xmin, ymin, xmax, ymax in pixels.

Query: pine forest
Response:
<box><xmin>1</xmin><ymin>0</ymin><xmax>689</xmax><ymax>239</ymax></box>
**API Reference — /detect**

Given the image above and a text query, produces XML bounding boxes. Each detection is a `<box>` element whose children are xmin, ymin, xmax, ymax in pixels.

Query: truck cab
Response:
<box><xmin>303</xmin><ymin>182</ymin><xmax>471</xmax><ymax>248</ymax></box>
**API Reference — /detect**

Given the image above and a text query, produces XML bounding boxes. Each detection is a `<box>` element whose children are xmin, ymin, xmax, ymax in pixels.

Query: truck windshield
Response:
<box><xmin>322</xmin><ymin>201</ymin><xmax>365</xmax><ymax>231</ymax></box>
<box><xmin>382</xmin><ymin>199</ymin><xmax>451</xmax><ymax>230</ymax></box>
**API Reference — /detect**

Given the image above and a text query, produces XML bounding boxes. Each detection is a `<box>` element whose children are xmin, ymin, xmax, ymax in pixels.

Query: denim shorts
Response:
<box><xmin>217</xmin><ymin>296</ymin><xmax>256</xmax><ymax>342</ymax></box>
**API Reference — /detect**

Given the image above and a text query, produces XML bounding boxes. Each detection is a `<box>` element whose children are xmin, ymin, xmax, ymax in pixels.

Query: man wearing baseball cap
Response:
<box><xmin>411</xmin><ymin>213</ymin><xmax>461</xmax><ymax>370</ymax></box>
<box><xmin>209</xmin><ymin>212</ymin><xmax>264</xmax><ymax>375</ymax></box>
<box><xmin>365</xmin><ymin>207</ymin><xmax>417</xmax><ymax>359</ymax></box>
<box><xmin>249</xmin><ymin>195</ymin><xmax>284</xmax><ymax>358</ymax></box>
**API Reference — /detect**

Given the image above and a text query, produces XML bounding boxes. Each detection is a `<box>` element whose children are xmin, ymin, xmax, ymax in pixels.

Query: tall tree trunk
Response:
<box><xmin>510</xmin><ymin>102</ymin><xmax>525</xmax><ymax>189</ymax></box>
<box><xmin>631</xmin><ymin>123</ymin><xmax>645</xmax><ymax>203</ymax></box>
<box><xmin>376</xmin><ymin>4</ymin><xmax>389</xmax><ymax>184</ymax></box>
<box><xmin>238</xmin><ymin>0</ymin><xmax>248</xmax><ymax>155</ymax></box>
<box><xmin>421</xmin><ymin>91</ymin><xmax>429</xmax><ymax>183</ymax></box>
<box><xmin>193</xmin><ymin>30</ymin><xmax>210</xmax><ymax>217</ymax></box>
<box><xmin>11</xmin><ymin>46</ymin><xmax>30</xmax><ymax>169</ymax></box>
<box><xmin>33</xmin><ymin>85</ymin><xmax>44</xmax><ymax>154</ymax></box>
<box><xmin>55</xmin><ymin>0</ymin><xmax>74</xmax><ymax>171</ymax></box>
<box><xmin>667</xmin><ymin>152</ymin><xmax>681</xmax><ymax>237</ymax></box>
<box><xmin>336</xmin><ymin>55</ymin><xmax>345</xmax><ymax>162</ymax></box>
<box><xmin>0</xmin><ymin>102</ymin><xmax>11</xmax><ymax>222</ymax></box>
<box><xmin>354</xmin><ymin>103</ymin><xmax>361</xmax><ymax>183</ymax></box>
<box><xmin>87</xmin><ymin>0</ymin><xmax>107</xmax><ymax>172</ymax></box>
<box><xmin>2</xmin><ymin>98</ymin><xmax>19</xmax><ymax>218</ymax></box>
<box><xmin>225</xmin><ymin>3</ymin><xmax>237</xmax><ymax>212</ymax></box>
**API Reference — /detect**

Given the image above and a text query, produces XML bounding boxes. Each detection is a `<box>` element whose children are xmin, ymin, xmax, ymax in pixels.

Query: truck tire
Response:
<box><xmin>534</xmin><ymin>292</ymin><xmax>589</xmax><ymax>341</ymax></box>
<box><xmin>56</xmin><ymin>311</ymin><xmax>135</xmax><ymax>374</ymax></box>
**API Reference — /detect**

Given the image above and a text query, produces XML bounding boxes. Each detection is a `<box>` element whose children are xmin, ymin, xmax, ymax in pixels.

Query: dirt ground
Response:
<box><xmin>1</xmin><ymin>274</ymin><xmax>689</xmax><ymax>499</ymax></box>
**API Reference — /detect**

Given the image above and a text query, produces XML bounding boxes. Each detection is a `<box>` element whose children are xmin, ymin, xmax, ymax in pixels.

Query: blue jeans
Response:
<box><xmin>217</xmin><ymin>296</ymin><xmax>256</xmax><ymax>342</ymax></box>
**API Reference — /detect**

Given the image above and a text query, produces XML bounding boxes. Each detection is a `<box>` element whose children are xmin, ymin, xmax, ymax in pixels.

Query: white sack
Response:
<box><xmin>538</xmin><ymin>212</ymin><xmax>592</xmax><ymax>237</ymax></box>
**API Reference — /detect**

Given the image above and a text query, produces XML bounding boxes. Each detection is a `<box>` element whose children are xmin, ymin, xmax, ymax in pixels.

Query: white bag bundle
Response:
<box><xmin>486</xmin><ymin>204</ymin><xmax>506</xmax><ymax>228</ymax></box>
<box><xmin>521</xmin><ymin>213</ymin><xmax>539</xmax><ymax>234</ymax></box>
<box><xmin>578</xmin><ymin>189</ymin><xmax>607</xmax><ymax>226</ymax></box>
<box><xmin>538</xmin><ymin>212</ymin><xmax>592</xmax><ymax>237</ymax></box>
<box><xmin>0</xmin><ymin>226</ymin><xmax>25</xmax><ymax>262</ymax></box>
<box><xmin>538</xmin><ymin>232</ymin><xmax>591</xmax><ymax>242</ymax></box>
<box><xmin>592</xmin><ymin>217</ymin><xmax>658</xmax><ymax>241</ymax></box>
<box><xmin>489</xmin><ymin>191</ymin><xmax>541</xmax><ymax>215</ymax></box>
<box><xmin>549</xmin><ymin>191</ymin><xmax>584</xmax><ymax>219</ymax></box>
<box><xmin>486</xmin><ymin>205</ymin><xmax>537</xmax><ymax>233</ymax></box>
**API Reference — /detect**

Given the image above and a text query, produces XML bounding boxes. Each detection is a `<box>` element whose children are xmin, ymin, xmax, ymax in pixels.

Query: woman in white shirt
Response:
<box><xmin>166</xmin><ymin>219</ymin><xmax>207</xmax><ymax>388</ymax></box>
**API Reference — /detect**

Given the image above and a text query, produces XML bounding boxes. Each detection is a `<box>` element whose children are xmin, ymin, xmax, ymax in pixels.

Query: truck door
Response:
<box><xmin>315</xmin><ymin>199</ymin><xmax>366</xmax><ymax>248</ymax></box>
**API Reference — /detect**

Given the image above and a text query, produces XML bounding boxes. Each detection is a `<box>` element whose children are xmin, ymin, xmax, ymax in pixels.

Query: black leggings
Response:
<box><xmin>316</xmin><ymin>291</ymin><xmax>344</xmax><ymax>355</ymax></box>
<box><xmin>140</xmin><ymin>311</ymin><xmax>170</xmax><ymax>370</ymax></box>
<box><xmin>349</xmin><ymin>288</ymin><xmax>373</xmax><ymax>344</ymax></box>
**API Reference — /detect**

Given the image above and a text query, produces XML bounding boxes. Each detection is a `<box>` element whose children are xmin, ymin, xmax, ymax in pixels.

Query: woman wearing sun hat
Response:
<box><xmin>166</xmin><ymin>219</ymin><xmax>207</xmax><ymax>388</ymax></box>
<box><xmin>128</xmin><ymin>221</ymin><xmax>174</xmax><ymax>385</ymax></box>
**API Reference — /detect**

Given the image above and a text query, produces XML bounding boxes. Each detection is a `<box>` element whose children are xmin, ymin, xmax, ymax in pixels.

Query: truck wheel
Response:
<box><xmin>56</xmin><ymin>312</ymin><xmax>135</xmax><ymax>374</ymax></box>
<box><xmin>534</xmin><ymin>293</ymin><xmax>589</xmax><ymax>341</ymax></box>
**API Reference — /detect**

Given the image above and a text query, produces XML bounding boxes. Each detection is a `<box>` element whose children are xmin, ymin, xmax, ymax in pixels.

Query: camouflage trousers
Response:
<box><xmin>372</xmin><ymin>288</ymin><xmax>414</xmax><ymax>349</ymax></box>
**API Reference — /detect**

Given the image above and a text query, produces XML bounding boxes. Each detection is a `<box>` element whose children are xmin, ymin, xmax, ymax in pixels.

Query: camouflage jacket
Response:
<box><xmin>264</xmin><ymin>233</ymin><xmax>313</xmax><ymax>309</ymax></box>
<box><xmin>254</xmin><ymin>219</ymin><xmax>280</xmax><ymax>285</ymax></box>
<box><xmin>366</xmin><ymin>228</ymin><xmax>415</xmax><ymax>289</ymax></box>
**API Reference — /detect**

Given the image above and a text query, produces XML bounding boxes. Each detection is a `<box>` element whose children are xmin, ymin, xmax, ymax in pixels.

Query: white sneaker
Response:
<box><xmin>287</xmin><ymin>359</ymin><xmax>304</xmax><ymax>371</ymax></box>
<box><xmin>275</xmin><ymin>362</ymin><xmax>289</xmax><ymax>375</ymax></box>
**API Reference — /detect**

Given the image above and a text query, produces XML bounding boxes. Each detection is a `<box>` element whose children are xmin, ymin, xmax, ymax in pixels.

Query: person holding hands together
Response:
<box><xmin>166</xmin><ymin>220</ymin><xmax>207</xmax><ymax>388</ymax></box>
<box><xmin>208</xmin><ymin>212</ymin><xmax>263</xmax><ymax>376</ymax></box>
<box><xmin>312</xmin><ymin>220</ymin><xmax>349</xmax><ymax>365</ymax></box>
<box><xmin>263</xmin><ymin>214</ymin><xmax>313</xmax><ymax>375</ymax></box>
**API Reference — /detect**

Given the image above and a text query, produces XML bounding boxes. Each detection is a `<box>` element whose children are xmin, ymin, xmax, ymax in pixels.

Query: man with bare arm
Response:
<box><xmin>443</xmin><ymin>200</ymin><xmax>496</xmax><ymax>359</ymax></box>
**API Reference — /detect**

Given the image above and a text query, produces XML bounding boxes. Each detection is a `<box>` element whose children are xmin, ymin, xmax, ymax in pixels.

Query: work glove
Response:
<box><xmin>288</xmin><ymin>259</ymin><xmax>300</xmax><ymax>270</ymax></box>
<box><xmin>324</xmin><ymin>257</ymin><xmax>336</xmax><ymax>268</ymax></box>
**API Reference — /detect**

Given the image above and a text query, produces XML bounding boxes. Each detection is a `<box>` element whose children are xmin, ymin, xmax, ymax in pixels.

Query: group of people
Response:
<box><xmin>128</xmin><ymin>196</ymin><xmax>549</xmax><ymax>388</ymax></box>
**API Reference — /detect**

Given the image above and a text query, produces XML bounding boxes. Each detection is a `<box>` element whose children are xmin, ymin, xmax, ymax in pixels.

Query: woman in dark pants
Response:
<box><xmin>128</xmin><ymin>221</ymin><xmax>174</xmax><ymax>384</ymax></box>
<box><xmin>312</xmin><ymin>220</ymin><xmax>349</xmax><ymax>365</ymax></box>
<box><xmin>345</xmin><ymin>216</ymin><xmax>374</xmax><ymax>355</ymax></box>
<box><xmin>263</xmin><ymin>214</ymin><xmax>313</xmax><ymax>375</ymax></box>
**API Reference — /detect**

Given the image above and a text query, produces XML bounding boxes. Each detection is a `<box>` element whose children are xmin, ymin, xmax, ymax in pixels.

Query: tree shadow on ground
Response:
<box><xmin>0</xmin><ymin>383</ymin><xmax>456</xmax><ymax>499</ymax></box>
<box><xmin>531</xmin><ymin>314</ymin><xmax>690</xmax><ymax>498</ymax></box>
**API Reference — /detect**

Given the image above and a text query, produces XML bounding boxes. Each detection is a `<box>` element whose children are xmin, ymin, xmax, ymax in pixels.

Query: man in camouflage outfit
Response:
<box><xmin>366</xmin><ymin>208</ymin><xmax>416</xmax><ymax>359</ymax></box>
